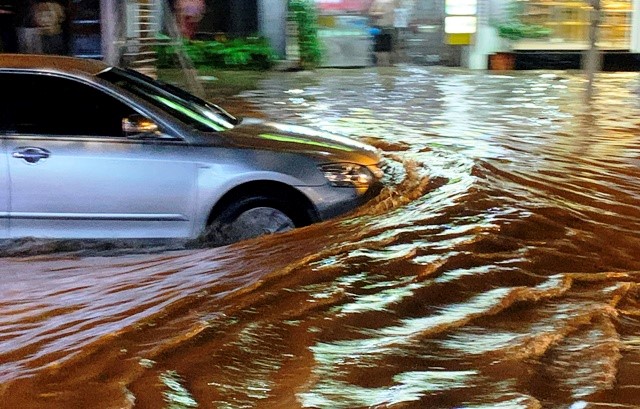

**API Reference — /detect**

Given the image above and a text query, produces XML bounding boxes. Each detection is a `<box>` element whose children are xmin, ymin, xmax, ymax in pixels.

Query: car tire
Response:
<box><xmin>206</xmin><ymin>193</ymin><xmax>308</xmax><ymax>244</ymax></box>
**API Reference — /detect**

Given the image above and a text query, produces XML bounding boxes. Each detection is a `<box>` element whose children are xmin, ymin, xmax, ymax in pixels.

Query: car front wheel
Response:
<box><xmin>205</xmin><ymin>193</ymin><xmax>308</xmax><ymax>244</ymax></box>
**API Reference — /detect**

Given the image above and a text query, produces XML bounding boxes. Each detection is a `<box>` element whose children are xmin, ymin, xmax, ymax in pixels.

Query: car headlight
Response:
<box><xmin>319</xmin><ymin>163</ymin><xmax>376</xmax><ymax>188</ymax></box>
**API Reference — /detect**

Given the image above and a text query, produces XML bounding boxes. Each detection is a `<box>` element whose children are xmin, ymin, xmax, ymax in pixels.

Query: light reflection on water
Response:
<box><xmin>1</xmin><ymin>67</ymin><xmax>640</xmax><ymax>408</ymax></box>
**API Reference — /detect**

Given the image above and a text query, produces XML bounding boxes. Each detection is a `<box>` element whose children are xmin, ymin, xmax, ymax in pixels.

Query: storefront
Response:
<box><xmin>466</xmin><ymin>0</ymin><xmax>640</xmax><ymax>69</ymax></box>
<box><xmin>511</xmin><ymin>0</ymin><xmax>632</xmax><ymax>50</ymax></box>
<box><xmin>0</xmin><ymin>0</ymin><xmax>104</xmax><ymax>58</ymax></box>
<box><xmin>314</xmin><ymin>0</ymin><xmax>375</xmax><ymax>67</ymax></box>
<box><xmin>311</xmin><ymin>0</ymin><xmax>457</xmax><ymax>67</ymax></box>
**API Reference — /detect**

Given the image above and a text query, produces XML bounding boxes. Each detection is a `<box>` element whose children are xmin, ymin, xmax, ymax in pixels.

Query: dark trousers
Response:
<box><xmin>373</xmin><ymin>33</ymin><xmax>392</xmax><ymax>52</ymax></box>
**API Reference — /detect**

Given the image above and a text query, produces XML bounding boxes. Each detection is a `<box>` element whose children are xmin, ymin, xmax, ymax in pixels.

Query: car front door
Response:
<box><xmin>0</xmin><ymin>137</ymin><xmax>8</xmax><ymax>239</ymax></box>
<box><xmin>2</xmin><ymin>72</ymin><xmax>198</xmax><ymax>239</ymax></box>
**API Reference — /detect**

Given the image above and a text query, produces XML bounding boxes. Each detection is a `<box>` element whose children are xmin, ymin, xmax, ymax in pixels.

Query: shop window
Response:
<box><xmin>515</xmin><ymin>0</ymin><xmax>631</xmax><ymax>49</ymax></box>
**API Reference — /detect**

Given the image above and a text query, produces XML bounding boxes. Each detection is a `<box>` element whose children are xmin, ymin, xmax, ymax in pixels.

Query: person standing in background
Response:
<box><xmin>16</xmin><ymin>0</ymin><xmax>42</xmax><ymax>53</ymax></box>
<box><xmin>33</xmin><ymin>0</ymin><xmax>65</xmax><ymax>55</ymax></box>
<box><xmin>369</xmin><ymin>0</ymin><xmax>409</xmax><ymax>65</ymax></box>
<box><xmin>369</xmin><ymin>0</ymin><xmax>399</xmax><ymax>65</ymax></box>
<box><xmin>177</xmin><ymin>0</ymin><xmax>205</xmax><ymax>40</ymax></box>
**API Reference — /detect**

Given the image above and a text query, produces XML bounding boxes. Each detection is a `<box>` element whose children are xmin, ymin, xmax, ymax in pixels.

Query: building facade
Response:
<box><xmin>0</xmin><ymin>0</ymin><xmax>287</xmax><ymax>62</ymax></box>
<box><xmin>1</xmin><ymin>0</ymin><xmax>638</xmax><ymax>70</ymax></box>
<box><xmin>0</xmin><ymin>0</ymin><xmax>102</xmax><ymax>57</ymax></box>
<box><xmin>310</xmin><ymin>0</ymin><xmax>640</xmax><ymax>69</ymax></box>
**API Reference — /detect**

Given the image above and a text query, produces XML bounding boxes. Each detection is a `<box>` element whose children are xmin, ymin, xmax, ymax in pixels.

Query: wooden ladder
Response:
<box><xmin>114</xmin><ymin>0</ymin><xmax>204</xmax><ymax>97</ymax></box>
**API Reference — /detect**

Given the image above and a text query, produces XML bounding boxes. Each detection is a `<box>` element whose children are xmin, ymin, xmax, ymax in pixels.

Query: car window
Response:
<box><xmin>97</xmin><ymin>67</ymin><xmax>237</xmax><ymax>133</ymax></box>
<box><xmin>0</xmin><ymin>72</ymin><xmax>137</xmax><ymax>137</ymax></box>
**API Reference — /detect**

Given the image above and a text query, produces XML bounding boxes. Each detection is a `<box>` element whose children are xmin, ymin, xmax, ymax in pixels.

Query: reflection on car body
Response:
<box><xmin>0</xmin><ymin>54</ymin><xmax>383</xmax><ymax>243</ymax></box>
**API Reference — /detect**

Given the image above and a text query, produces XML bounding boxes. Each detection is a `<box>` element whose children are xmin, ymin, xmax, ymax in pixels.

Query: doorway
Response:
<box><xmin>67</xmin><ymin>0</ymin><xmax>102</xmax><ymax>58</ymax></box>
<box><xmin>200</xmin><ymin>0</ymin><xmax>258</xmax><ymax>38</ymax></box>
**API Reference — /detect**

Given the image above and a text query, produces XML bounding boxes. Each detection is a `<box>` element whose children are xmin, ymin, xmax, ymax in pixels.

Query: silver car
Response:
<box><xmin>0</xmin><ymin>54</ymin><xmax>383</xmax><ymax>242</ymax></box>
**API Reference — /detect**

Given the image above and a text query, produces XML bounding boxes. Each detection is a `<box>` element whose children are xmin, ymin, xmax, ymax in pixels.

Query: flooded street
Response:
<box><xmin>2</xmin><ymin>66</ymin><xmax>640</xmax><ymax>408</ymax></box>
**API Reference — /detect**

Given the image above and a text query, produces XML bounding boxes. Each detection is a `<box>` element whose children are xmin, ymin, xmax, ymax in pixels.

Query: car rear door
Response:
<box><xmin>2</xmin><ymin>72</ymin><xmax>199</xmax><ymax>239</ymax></box>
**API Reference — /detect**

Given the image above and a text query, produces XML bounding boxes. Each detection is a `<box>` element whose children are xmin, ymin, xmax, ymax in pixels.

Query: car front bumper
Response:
<box><xmin>299</xmin><ymin>181</ymin><xmax>383</xmax><ymax>222</ymax></box>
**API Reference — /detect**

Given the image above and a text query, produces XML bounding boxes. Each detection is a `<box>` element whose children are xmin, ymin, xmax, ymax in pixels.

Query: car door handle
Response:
<box><xmin>12</xmin><ymin>147</ymin><xmax>51</xmax><ymax>164</ymax></box>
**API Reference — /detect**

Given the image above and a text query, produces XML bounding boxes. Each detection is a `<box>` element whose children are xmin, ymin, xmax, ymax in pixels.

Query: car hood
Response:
<box><xmin>217</xmin><ymin>118</ymin><xmax>381</xmax><ymax>165</ymax></box>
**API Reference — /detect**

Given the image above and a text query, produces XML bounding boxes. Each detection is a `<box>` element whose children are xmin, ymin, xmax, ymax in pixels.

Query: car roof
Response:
<box><xmin>0</xmin><ymin>54</ymin><xmax>111</xmax><ymax>76</ymax></box>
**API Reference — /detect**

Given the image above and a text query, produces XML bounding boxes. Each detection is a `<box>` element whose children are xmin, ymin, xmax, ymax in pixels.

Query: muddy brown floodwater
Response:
<box><xmin>2</xmin><ymin>67</ymin><xmax>640</xmax><ymax>409</ymax></box>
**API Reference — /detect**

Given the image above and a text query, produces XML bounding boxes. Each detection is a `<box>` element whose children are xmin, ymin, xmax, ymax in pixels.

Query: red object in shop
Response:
<box><xmin>315</xmin><ymin>0</ymin><xmax>373</xmax><ymax>12</ymax></box>
<box><xmin>489</xmin><ymin>52</ymin><xmax>516</xmax><ymax>70</ymax></box>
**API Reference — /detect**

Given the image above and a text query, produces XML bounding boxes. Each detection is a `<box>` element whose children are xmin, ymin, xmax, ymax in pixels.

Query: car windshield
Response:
<box><xmin>97</xmin><ymin>67</ymin><xmax>238</xmax><ymax>132</ymax></box>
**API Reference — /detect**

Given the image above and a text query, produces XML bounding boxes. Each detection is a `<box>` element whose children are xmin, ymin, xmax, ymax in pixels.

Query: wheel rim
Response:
<box><xmin>229</xmin><ymin>206</ymin><xmax>295</xmax><ymax>240</ymax></box>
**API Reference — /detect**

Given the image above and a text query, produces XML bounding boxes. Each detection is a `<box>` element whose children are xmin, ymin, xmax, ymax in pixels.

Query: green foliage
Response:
<box><xmin>497</xmin><ymin>21</ymin><xmax>553</xmax><ymax>40</ymax></box>
<box><xmin>288</xmin><ymin>0</ymin><xmax>323</xmax><ymax>69</ymax></box>
<box><xmin>157</xmin><ymin>36</ymin><xmax>278</xmax><ymax>70</ymax></box>
<box><xmin>494</xmin><ymin>1</ymin><xmax>553</xmax><ymax>41</ymax></box>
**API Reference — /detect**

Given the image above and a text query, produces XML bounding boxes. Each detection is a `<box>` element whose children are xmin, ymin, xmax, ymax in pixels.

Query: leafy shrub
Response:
<box><xmin>288</xmin><ymin>0</ymin><xmax>323</xmax><ymax>69</ymax></box>
<box><xmin>157</xmin><ymin>36</ymin><xmax>278</xmax><ymax>70</ymax></box>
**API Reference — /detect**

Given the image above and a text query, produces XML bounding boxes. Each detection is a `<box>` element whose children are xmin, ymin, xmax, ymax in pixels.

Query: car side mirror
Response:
<box><xmin>123</xmin><ymin>115</ymin><xmax>160</xmax><ymax>139</ymax></box>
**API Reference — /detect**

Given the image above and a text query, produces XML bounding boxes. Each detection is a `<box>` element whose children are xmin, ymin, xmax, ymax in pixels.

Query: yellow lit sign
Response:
<box><xmin>446</xmin><ymin>33</ymin><xmax>473</xmax><ymax>45</ymax></box>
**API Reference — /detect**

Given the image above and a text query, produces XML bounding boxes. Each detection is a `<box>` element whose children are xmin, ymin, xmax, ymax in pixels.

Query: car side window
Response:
<box><xmin>0</xmin><ymin>72</ymin><xmax>137</xmax><ymax>137</ymax></box>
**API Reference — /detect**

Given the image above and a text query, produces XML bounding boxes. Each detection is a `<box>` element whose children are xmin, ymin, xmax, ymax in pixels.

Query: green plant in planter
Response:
<box><xmin>497</xmin><ymin>21</ymin><xmax>553</xmax><ymax>40</ymax></box>
<box><xmin>494</xmin><ymin>1</ymin><xmax>552</xmax><ymax>41</ymax></box>
<box><xmin>288</xmin><ymin>0</ymin><xmax>323</xmax><ymax>69</ymax></box>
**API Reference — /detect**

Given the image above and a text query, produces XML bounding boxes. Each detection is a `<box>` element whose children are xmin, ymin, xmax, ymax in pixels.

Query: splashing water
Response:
<box><xmin>2</xmin><ymin>67</ymin><xmax>640</xmax><ymax>408</ymax></box>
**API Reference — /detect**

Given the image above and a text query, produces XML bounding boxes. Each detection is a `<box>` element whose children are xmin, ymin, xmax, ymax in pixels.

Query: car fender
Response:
<box><xmin>191</xmin><ymin>169</ymin><xmax>316</xmax><ymax>236</ymax></box>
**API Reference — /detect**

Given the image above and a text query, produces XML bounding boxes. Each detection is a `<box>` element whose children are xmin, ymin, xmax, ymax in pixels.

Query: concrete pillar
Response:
<box><xmin>101</xmin><ymin>0</ymin><xmax>118</xmax><ymax>64</ymax></box>
<box><xmin>464</xmin><ymin>25</ymin><xmax>505</xmax><ymax>69</ymax></box>
<box><xmin>463</xmin><ymin>0</ymin><xmax>507</xmax><ymax>69</ymax></box>
<box><xmin>632</xmin><ymin>0</ymin><xmax>640</xmax><ymax>52</ymax></box>
<box><xmin>258</xmin><ymin>0</ymin><xmax>288</xmax><ymax>58</ymax></box>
